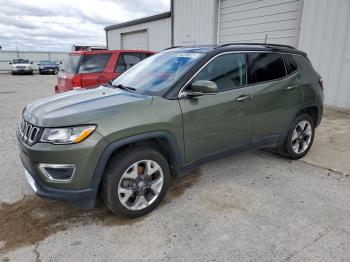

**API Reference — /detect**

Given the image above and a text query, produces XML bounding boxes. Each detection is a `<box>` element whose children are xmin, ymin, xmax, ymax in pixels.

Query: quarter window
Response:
<box><xmin>284</xmin><ymin>54</ymin><xmax>298</xmax><ymax>74</ymax></box>
<box><xmin>78</xmin><ymin>54</ymin><xmax>111</xmax><ymax>73</ymax></box>
<box><xmin>250</xmin><ymin>53</ymin><xmax>286</xmax><ymax>83</ymax></box>
<box><xmin>192</xmin><ymin>53</ymin><xmax>246</xmax><ymax>92</ymax></box>
<box><xmin>116</xmin><ymin>53</ymin><xmax>142</xmax><ymax>73</ymax></box>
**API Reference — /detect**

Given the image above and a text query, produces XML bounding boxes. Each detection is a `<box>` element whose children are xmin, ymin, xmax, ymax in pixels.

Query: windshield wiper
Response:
<box><xmin>111</xmin><ymin>83</ymin><xmax>136</xmax><ymax>92</ymax></box>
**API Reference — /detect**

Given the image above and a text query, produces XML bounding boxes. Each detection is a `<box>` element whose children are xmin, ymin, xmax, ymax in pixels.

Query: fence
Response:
<box><xmin>0</xmin><ymin>50</ymin><xmax>68</xmax><ymax>72</ymax></box>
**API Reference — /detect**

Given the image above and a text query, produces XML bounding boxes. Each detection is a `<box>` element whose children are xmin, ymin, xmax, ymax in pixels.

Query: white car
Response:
<box><xmin>10</xmin><ymin>59</ymin><xmax>33</xmax><ymax>75</ymax></box>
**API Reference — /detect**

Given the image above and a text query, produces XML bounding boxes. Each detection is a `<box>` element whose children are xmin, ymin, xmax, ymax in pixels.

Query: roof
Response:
<box><xmin>105</xmin><ymin>12</ymin><xmax>171</xmax><ymax>31</ymax></box>
<box><xmin>165</xmin><ymin>43</ymin><xmax>306</xmax><ymax>56</ymax></box>
<box><xmin>69</xmin><ymin>50</ymin><xmax>155</xmax><ymax>55</ymax></box>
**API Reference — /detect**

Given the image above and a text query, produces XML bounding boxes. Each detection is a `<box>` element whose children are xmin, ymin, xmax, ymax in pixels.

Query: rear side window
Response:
<box><xmin>193</xmin><ymin>53</ymin><xmax>246</xmax><ymax>92</ymax></box>
<box><xmin>284</xmin><ymin>54</ymin><xmax>298</xmax><ymax>74</ymax></box>
<box><xmin>250</xmin><ymin>53</ymin><xmax>286</xmax><ymax>84</ymax></box>
<box><xmin>116</xmin><ymin>53</ymin><xmax>142</xmax><ymax>73</ymax></box>
<box><xmin>62</xmin><ymin>55</ymin><xmax>81</xmax><ymax>73</ymax></box>
<box><xmin>78</xmin><ymin>53</ymin><xmax>111</xmax><ymax>73</ymax></box>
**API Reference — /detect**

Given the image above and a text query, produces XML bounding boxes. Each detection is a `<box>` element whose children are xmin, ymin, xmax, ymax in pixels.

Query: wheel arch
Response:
<box><xmin>89</xmin><ymin>131</ymin><xmax>184</xmax><ymax>198</ymax></box>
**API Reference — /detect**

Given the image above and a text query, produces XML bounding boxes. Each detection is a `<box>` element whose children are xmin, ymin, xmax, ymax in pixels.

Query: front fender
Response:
<box><xmin>89</xmin><ymin>131</ymin><xmax>185</xmax><ymax>196</ymax></box>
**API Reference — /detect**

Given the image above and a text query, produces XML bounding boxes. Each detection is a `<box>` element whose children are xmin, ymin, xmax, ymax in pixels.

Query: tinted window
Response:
<box><xmin>62</xmin><ymin>55</ymin><xmax>81</xmax><ymax>73</ymax></box>
<box><xmin>78</xmin><ymin>53</ymin><xmax>111</xmax><ymax>73</ymax></box>
<box><xmin>193</xmin><ymin>53</ymin><xmax>246</xmax><ymax>91</ymax></box>
<box><xmin>116</xmin><ymin>53</ymin><xmax>142</xmax><ymax>73</ymax></box>
<box><xmin>250</xmin><ymin>53</ymin><xmax>286</xmax><ymax>83</ymax></box>
<box><xmin>285</xmin><ymin>54</ymin><xmax>298</xmax><ymax>74</ymax></box>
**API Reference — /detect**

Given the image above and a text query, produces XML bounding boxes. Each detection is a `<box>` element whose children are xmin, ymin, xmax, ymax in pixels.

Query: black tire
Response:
<box><xmin>279</xmin><ymin>114</ymin><xmax>315</xmax><ymax>159</ymax></box>
<box><xmin>102</xmin><ymin>146</ymin><xmax>170</xmax><ymax>218</ymax></box>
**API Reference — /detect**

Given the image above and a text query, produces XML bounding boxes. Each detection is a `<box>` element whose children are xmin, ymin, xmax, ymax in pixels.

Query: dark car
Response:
<box><xmin>18</xmin><ymin>43</ymin><xmax>323</xmax><ymax>218</ymax></box>
<box><xmin>38</xmin><ymin>61</ymin><xmax>60</xmax><ymax>75</ymax></box>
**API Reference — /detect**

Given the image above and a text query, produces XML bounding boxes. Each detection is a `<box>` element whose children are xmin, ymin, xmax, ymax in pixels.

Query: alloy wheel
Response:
<box><xmin>291</xmin><ymin>120</ymin><xmax>312</xmax><ymax>154</ymax></box>
<box><xmin>117</xmin><ymin>160</ymin><xmax>164</xmax><ymax>211</ymax></box>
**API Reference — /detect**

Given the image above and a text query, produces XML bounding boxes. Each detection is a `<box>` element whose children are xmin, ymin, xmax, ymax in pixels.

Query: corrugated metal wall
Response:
<box><xmin>173</xmin><ymin>0</ymin><xmax>217</xmax><ymax>46</ymax></box>
<box><xmin>218</xmin><ymin>0</ymin><xmax>303</xmax><ymax>46</ymax></box>
<box><xmin>0</xmin><ymin>51</ymin><xmax>67</xmax><ymax>72</ymax></box>
<box><xmin>106</xmin><ymin>17</ymin><xmax>171</xmax><ymax>51</ymax></box>
<box><xmin>298</xmin><ymin>0</ymin><xmax>350</xmax><ymax>108</ymax></box>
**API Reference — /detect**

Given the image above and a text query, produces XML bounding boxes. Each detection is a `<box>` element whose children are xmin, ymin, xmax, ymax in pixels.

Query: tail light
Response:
<box><xmin>319</xmin><ymin>79</ymin><xmax>324</xmax><ymax>90</ymax></box>
<box><xmin>54</xmin><ymin>85</ymin><xmax>58</xmax><ymax>94</ymax></box>
<box><xmin>72</xmin><ymin>75</ymin><xmax>82</xmax><ymax>89</ymax></box>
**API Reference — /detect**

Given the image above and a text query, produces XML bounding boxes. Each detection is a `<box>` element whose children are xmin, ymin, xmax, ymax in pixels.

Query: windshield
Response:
<box><xmin>111</xmin><ymin>51</ymin><xmax>205</xmax><ymax>95</ymax></box>
<box><xmin>62</xmin><ymin>54</ymin><xmax>81</xmax><ymax>73</ymax></box>
<box><xmin>13</xmin><ymin>59</ymin><xmax>29</xmax><ymax>64</ymax></box>
<box><xmin>40</xmin><ymin>61</ymin><xmax>55</xmax><ymax>65</ymax></box>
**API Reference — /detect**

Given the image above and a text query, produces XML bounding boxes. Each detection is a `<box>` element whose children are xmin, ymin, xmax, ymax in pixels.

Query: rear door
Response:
<box><xmin>249</xmin><ymin>52</ymin><xmax>303</xmax><ymax>147</ymax></box>
<box><xmin>79</xmin><ymin>53</ymin><xmax>111</xmax><ymax>88</ymax></box>
<box><xmin>179</xmin><ymin>52</ymin><xmax>254</xmax><ymax>163</ymax></box>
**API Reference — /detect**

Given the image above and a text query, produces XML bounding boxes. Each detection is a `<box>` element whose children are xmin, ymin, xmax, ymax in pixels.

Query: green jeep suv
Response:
<box><xmin>18</xmin><ymin>43</ymin><xmax>323</xmax><ymax>217</ymax></box>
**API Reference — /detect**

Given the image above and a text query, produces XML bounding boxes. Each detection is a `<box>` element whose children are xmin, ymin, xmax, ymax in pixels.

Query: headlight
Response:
<box><xmin>41</xmin><ymin>125</ymin><xmax>96</xmax><ymax>144</ymax></box>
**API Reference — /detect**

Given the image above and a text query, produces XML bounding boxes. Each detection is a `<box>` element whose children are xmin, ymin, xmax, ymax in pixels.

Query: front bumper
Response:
<box><xmin>18</xmin><ymin>131</ymin><xmax>109</xmax><ymax>208</ymax></box>
<box><xmin>12</xmin><ymin>69</ymin><xmax>33</xmax><ymax>74</ymax></box>
<box><xmin>22</xmin><ymin>166</ymin><xmax>96</xmax><ymax>208</ymax></box>
<box><xmin>40</xmin><ymin>68</ymin><xmax>57</xmax><ymax>73</ymax></box>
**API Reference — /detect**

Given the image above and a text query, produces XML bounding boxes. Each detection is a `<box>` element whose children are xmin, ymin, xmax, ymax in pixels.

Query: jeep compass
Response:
<box><xmin>17</xmin><ymin>43</ymin><xmax>323</xmax><ymax>217</ymax></box>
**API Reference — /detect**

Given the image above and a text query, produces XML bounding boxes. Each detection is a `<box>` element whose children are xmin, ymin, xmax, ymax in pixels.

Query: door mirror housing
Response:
<box><xmin>184</xmin><ymin>80</ymin><xmax>217</xmax><ymax>97</ymax></box>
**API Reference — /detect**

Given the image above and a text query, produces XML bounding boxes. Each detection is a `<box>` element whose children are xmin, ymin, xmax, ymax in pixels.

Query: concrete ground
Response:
<box><xmin>0</xmin><ymin>74</ymin><xmax>349</xmax><ymax>262</ymax></box>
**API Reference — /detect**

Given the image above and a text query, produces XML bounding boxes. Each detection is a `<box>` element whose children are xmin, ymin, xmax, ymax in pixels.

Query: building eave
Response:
<box><xmin>104</xmin><ymin>11</ymin><xmax>171</xmax><ymax>31</ymax></box>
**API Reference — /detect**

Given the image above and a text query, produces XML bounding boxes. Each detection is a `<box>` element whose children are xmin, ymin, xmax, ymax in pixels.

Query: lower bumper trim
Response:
<box><xmin>23</xmin><ymin>168</ymin><xmax>97</xmax><ymax>209</ymax></box>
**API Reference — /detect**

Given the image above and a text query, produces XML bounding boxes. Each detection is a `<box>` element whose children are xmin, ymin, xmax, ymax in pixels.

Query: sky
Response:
<box><xmin>0</xmin><ymin>0</ymin><xmax>170</xmax><ymax>51</ymax></box>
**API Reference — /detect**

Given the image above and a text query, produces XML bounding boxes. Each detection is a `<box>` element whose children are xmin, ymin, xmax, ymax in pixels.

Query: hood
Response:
<box><xmin>12</xmin><ymin>63</ymin><xmax>31</xmax><ymax>67</ymax></box>
<box><xmin>23</xmin><ymin>86</ymin><xmax>153</xmax><ymax>127</ymax></box>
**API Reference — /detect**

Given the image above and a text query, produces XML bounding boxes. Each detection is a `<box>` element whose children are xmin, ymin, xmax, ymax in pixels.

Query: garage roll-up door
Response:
<box><xmin>218</xmin><ymin>0</ymin><xmax>303</xmax><ymax>47</ymax></box>
<box><xmin>122</xmin><ymin>30</ymin><xmax>149</xmax><ymax>50</ymax></box>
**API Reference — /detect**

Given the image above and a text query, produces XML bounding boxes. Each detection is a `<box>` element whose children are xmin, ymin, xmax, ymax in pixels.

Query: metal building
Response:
<box><xmin>105</xmin><ymin>0</ymin><xmax>350</xmax><ymax>108</ymax></box>
<box><xmin>105</xmin><ymin>12</ymin><xmax>171</xmax><ymax>51</ymax></box>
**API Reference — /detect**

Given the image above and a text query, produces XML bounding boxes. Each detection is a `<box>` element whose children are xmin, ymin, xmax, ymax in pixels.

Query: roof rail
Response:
<box><xmin>216</xmin><ymin>43</ymin><xmax>296</xmax><ymax>50</ymax></box>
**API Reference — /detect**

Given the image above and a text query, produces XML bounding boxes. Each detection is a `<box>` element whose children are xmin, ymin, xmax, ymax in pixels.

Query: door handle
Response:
<box><xmin>235</xmin><ymin>94</ymin><xmax>252</xmax><ymax>102</ymax></box>
<box><xmin>286</xmin><ymin>85</ymin><xmax>299</xmax><ymax>90</ymax></box>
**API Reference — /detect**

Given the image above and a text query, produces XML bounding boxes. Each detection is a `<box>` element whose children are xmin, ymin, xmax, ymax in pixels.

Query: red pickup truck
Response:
<box><xmin>55</xmin><ymin>49</ymin><xmax>154</xmax><ymax>93</ymax></box>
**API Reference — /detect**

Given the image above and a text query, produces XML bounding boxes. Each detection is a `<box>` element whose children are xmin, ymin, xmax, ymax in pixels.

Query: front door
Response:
<box><xmin>179</xmin><ymin>53</ymin><xmax>254</xmax><ymax>163</ymax></box>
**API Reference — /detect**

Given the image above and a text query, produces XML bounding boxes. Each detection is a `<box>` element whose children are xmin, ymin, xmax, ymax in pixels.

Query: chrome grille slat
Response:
<box><xmin>18</xmin><ymin>118</ymin><xmax>41</xmax><ymax>145</ymax></box>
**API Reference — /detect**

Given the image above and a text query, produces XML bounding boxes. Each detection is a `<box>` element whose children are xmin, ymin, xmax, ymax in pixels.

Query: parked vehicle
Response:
<box><xmin>18</xmin><ymin>43</ymin><xmax>323</xmax><ymax>218</ymax></box>
<box><xmin>38</xmin><ymin>61</ymin><xmax>60</xmax><ymax>75</ymax></box>
<box><xmin>10</xmin><ymin>59</ymin><xmax>33</xmax><ymax>75</ymax></box>
<box><xmin>55</xmin><ymin>49</ymin><xmax>154</xmax><ymax>93</ymax></box>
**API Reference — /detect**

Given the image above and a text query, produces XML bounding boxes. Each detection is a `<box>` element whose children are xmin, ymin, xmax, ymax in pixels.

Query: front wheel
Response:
<box><xmin>102</xmin><ymin>147</ymin><xmax>170</xmax><ymax>218</ymax></box>
<box><xmin>279</xmin><ymin>114</ymin><xmax>315</xmax><ymax>159</ymax></box>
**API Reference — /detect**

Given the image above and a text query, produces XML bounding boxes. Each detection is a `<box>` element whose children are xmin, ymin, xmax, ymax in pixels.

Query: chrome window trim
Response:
<box><xmin>38</xmin><ymin>163</ymin><xmax>76</xmax><ymax>183</ymax></box>
<box><xmin>177</xmin><ymin>50</ymin><xmax>302</xmax><ymax>99</ymax></box>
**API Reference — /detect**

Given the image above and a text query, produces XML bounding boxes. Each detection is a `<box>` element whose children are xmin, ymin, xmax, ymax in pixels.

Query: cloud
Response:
<box><xmin>0</xmin><ymin>0</ymin><xmax>170</xmax><ymax>51</ymax></box>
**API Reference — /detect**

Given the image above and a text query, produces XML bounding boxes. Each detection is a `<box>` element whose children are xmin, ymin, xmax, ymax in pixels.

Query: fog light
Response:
<box><xmin>38</xmin><ymin>164</ymin><xmax>76</xmax><ymax>182</ymax></box>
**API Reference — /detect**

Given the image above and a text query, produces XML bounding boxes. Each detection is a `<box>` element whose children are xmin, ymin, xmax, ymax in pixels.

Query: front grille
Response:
<box><xmin>18</xmin><ymin>118</ymin><xmax>41</xmax><ymax>145</ymax></box>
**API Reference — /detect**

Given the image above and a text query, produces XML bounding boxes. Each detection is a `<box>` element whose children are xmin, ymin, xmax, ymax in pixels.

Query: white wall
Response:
<box><xmin>298</xmin><ymin>0</ymin><xmax>350</xmax><ymax>108</ymax></box>
<box><xmin>106</xmin><ymin>17</ymin><xmax>171</xmax><ymax>51</ymax></box>
<box><xmin>0</xmin><ymin>51</ymin><xmax>67</xmax><ymax>72</ymax></box>
<box><xmin>173</xmin><ymin>0</ymin><xmax>217</xmax><ymax>46</ymax></box>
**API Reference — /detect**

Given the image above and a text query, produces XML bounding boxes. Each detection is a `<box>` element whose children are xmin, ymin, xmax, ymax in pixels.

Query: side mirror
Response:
<box><xmin>9</xmin><ymin>62</ymin><xmax>12</xmax><ymax>65</ymax></box>
<box><xmin>30</xmin><ymin>62</ymin><xmax>33</xmax><ymax>64</ymax></box>
<box><xmin>60</xmin><ymin>61</ymin><xmax>62</xmax><ymax>64</ymax></box>
<box><xmin>184</xmin><ymin>80</ymin><xmax>217</xmax><ymax>97</ymax></box>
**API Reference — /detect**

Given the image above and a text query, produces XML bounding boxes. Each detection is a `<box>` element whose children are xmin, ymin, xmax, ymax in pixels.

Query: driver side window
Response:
<box><xmin>193</xmin><ymin>53</ymin><xmax>246</xmax><ymax>92</ymax></box>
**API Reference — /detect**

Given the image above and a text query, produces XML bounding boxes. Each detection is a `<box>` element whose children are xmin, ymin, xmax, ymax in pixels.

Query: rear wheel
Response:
<box><xmin>102</xmin><ymin>147</ymin><xmax>170</xmax><ymax>218</ymax></box>
<box><xmin>279</xmin><ymin>114</ymin><xmax>315</xmax><ymax>159</ymax></box>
